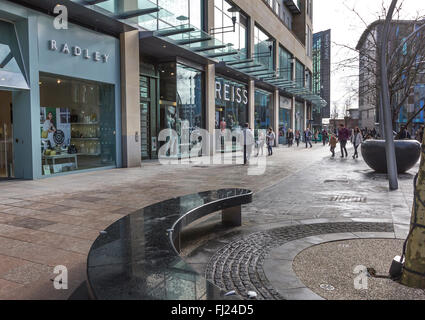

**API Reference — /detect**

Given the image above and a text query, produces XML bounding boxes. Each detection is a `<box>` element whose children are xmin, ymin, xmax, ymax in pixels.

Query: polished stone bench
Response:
<box><xmin>86</xmin><ymin>189</ymin><xmax>253</xmax><ymax>300</ymax></box>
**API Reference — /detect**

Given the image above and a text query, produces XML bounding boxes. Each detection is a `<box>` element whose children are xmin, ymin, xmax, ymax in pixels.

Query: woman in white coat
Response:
<box><xmin>351</xmin><ymin>127</ymin><xmax>363</xmax><ymax>159</ymax></box>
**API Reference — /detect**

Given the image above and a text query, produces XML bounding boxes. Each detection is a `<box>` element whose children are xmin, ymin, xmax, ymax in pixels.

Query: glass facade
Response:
<box><xmin>215</xmin><ymin>76</ymin><xmax>248</xmax><ymax>131</ymax></box>
<box><xmin>159</xmin><ymin>62</ymin><xmax>204</xmax><ymax>158</ymax></box>
<box><xmin>254</xmin><ymin>25</ymin><xmax>275</xmax><ymax>72</ymax></box>
<box><xmin>279</xmin><ymin>96</ymin><xmax>292</xmax><ymax>145</ymax></box>
<box><xmin>0</xmin><ymin>20</ymin><xmax>28</xmax><ymax>90</ymax></box>
<box><xmin>295</xmin><ymin>60</ymin><xmax>305</xmax><ymax>87</ymax></box>
<box><xmin>279</xmin><ymin>45</ymin><xmax>292</xmax><ymax>81</ymax></box>
<box><xmin>214</xmin><ymin>0</ymin><xmax>248</xmax><ymax>58</ymax></box>
<box><xmin>106</xmin><ymin>0</ymin><xmax>204</xmax><ymax>31</ymax></box>
<box><xmin>254</xmin><ymin>89</ymin><xmax>273</xmax><ymax>130</ymax></box>
<box><xmin>295</xmin><ymin>101</ymin><xmax>304</xmax><ymax>133</ymax></box>
<box><xmin>39</xmin><ymin>73</ymin><xmax>116</xmax><ymax>176</ymax></box>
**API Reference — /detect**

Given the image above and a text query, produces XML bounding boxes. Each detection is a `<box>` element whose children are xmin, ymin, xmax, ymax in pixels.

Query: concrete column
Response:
<box><xmin>248</xmin><ymin>80</ymin><xmax>255</xmax><ymax>129</ymax></box>
<box><xmin>304</xmin><ymin>101</ymin><xmax>307</xmax><ymax>130</ymax></box>
<box><xmin>273</xmin><ymin>89</ymin><xmax>279</xmax><ymax>147</ymax></box>
<box><xmin>206</xmin><ymin>0</ymin><xmax>215</xmax><ymax>33</ymax></box>
<box><xmin>205</xmin><ymin>63</ymin><xmax>216</xmax><ymax>156</ymax></box>
<box><xmin>120</xmin><ymin>30</ymin><xmax>141</xmax><ymax>168</ymax></box>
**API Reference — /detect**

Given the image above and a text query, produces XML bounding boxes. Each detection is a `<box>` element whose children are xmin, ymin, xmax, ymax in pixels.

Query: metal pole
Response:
<box><xmin>380</xmin><ymin>0</ymin><xmax>399</xmax><ymax>190</ymax></box>
<box><xmin>244</xmin><ymin>129</ymin><xmax>247</xmax><ymax>165</ymax></box>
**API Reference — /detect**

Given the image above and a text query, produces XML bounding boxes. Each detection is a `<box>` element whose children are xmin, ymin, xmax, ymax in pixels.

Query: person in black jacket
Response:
<box><xmin>287</xmin><ymin>129</ymin><xmax>294</xmax><ymax>147</ymax></box>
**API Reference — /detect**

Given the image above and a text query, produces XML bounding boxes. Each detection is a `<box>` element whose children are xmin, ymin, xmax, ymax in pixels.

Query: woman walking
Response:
<box><xmin>295</xmin><ymin>130</ymin><xmax>301</xmax><ymax>147</ymax></box>
<box><xmin>266</xmin><ymin>127</ymin><xmax>276</xmax><ymax>156</ymax></box>
<box><xmin>351</xmin><ymin>127</ymin><xmax>363</xmax><ymax>159</ymax></box>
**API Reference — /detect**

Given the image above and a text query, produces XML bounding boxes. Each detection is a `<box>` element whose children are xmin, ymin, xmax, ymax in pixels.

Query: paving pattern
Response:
<box><xmin>205</xmin><ymin>222</ymin><xmax>394</xmax><ymax>300</ymax></box>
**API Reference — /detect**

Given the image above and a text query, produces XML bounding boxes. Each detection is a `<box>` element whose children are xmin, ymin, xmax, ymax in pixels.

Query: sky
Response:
<box><xmin>313</xmin><ymin>0</ymin><xmax>425</xmax><ymax>118</ymax></box>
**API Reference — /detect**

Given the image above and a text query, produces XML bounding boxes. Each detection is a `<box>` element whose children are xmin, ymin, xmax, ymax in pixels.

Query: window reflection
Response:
<box><xmin>254</xmin><ymin>25</ymin><xmax>275</xmax><ymax>72</ymax></box>
<box><xmin>214</xmin><ymin>0</ymin><xmax>248</xmax><ymax>58</ymax></box>
<box><xmin>255</xmin><ymin>89</ymin><xmax>273</xmax><ymax>130</ymax></box>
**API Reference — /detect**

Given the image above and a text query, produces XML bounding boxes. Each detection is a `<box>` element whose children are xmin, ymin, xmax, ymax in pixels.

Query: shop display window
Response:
<box><xmin>254</xmin><ymin>89</ymin><xmax>273</xmax><ymax>130</ymax></box>
<box><xmin>39</xmin><ymin>73</ymin><xmax>116</xmax><ymax>175</ymax></box>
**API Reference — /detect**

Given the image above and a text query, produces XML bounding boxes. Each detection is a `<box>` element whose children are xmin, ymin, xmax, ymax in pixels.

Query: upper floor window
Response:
<box><xmin>254</xmin><ymin>25</ymin><xmax>275</xmax><ymax>72</ymax></box>
<box><xmin>214</xmin><ymin>0</ymin><xmax>248</xmax><ymax>58</ymax></box>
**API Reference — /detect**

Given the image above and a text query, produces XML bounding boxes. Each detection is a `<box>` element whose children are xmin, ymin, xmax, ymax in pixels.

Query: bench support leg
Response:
<box><xmin>222</xmin><ymin>206</ymin><xmax>242</xmax><ymax>227</ymax></box>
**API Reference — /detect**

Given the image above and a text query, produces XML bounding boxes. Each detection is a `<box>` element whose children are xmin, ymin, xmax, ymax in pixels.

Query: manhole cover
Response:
<box><xmin>330</xmin><ymin>196</ymin><xmax>367</xmax><ymax>203</ymax></box>
<box><xmin>320</xmin><ymin>284</ymin><xmax>335</xmax><ymax>291</ymax></box>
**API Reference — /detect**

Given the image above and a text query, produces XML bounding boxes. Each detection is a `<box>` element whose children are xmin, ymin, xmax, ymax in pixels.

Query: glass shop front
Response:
<box><xmin>39</xmin><ymin>74</ymin><xmax>116</xmax><ymax>176</ymax></box>
<box><xmin>215</xmin><ymin>76</ymin><xmax>248</xmax><ymax>152</ymax></box>
<box><xmin>158</xmin><ymin>62</ymin><xmax>204</xmax><ymax>158</ymax></box>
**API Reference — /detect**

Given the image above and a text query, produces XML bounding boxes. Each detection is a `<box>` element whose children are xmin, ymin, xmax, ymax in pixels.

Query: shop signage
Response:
<box><xmin>48</xmin><ymin>40</ymin><xmax>110</xmax><ymax>63</ymax></box>
<box><xmin>215</xmin><ymin>80</ymin><xmax>248</xmax><ymax>105</ymax></box>
<box><xmin>280</xmin><ymin>96</ymin><xmax>292</xmax><ymax>110</ymax></box>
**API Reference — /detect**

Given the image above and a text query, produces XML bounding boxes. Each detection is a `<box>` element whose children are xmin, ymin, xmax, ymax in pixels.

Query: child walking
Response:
<box><xmin>329</xmin><ymin>134</ymin><xmax>338</xmax><ymax>158</ymax></box>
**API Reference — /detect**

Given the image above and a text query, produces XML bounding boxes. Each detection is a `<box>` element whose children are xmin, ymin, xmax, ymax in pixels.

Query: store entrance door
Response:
<box><xmin>140</xmin><ymin>75</ymin><xmax>158</xmax><ymax>160</ymax></box>
<box><xmin>0</xmin><ymin>91</ymin><xmax>14</xmax><ymax>179</ymax></box>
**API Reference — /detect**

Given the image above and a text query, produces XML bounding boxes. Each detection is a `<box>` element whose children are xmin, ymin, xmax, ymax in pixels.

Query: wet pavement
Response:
<box><xmin>0</xmin><ymin>143</ymin><xmax>419</xmax><ymax>299</ymax></box>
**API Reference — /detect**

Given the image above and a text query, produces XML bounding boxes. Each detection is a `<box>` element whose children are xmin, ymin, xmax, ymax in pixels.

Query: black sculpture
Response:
<box><xmin>361</xmin><ymin>140</ymin><xmax>421</xmax><ymax>173</ymax></box>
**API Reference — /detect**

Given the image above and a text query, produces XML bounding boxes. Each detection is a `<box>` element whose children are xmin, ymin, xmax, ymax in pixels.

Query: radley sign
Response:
<box><xmin>48</xmin><ymin>40</ymin><xmax>110</xmax><ymax>63</ymax></box>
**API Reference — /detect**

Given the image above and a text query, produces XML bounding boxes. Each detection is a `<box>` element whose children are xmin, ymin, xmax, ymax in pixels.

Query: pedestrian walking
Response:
<box><xmin>338</xmin><ymin>124</ymin><xmax>351</xmax><ymax>158</ymax></box>
<box><xmin>242</xmin><ymin>123</ymin><xmax>255</xmax><ymax>163</ymax></box>
<box><xmin>398</xmin><ymin>126</ymin><xmax>411</xmax><ymax>140</ymax></box>
<box><xmin>329</xmin><ymin>133</ymin><xmax>338</xmax><ymax>158</ymax></box>
<box><xmin>266</xmin><ymin>127</ymin><xmax>276</xmax><ymax>156</ymax></box>
<box><xmin>287</xmin><ymin>129</ymin><xmax>294</xmax><ymax>147</ymax></box>
<box><xmin>351</xmin><ymin>127</ymin><xmax>363</xmax><ymax>159</ymax></box>
<box><xmin>256</xmin><ymin>130</ymin><xmax>266</xmax><ymax>157</ymax></box>
<box><xmin>304</xmin><ymin>128</ymin><xmax>313</xmax><ymax>148</ymax></box>
<box><xmin>322</xmin><ymin>129</ymin><xmax>329</xmax><ymax>146</ymax></box>
<box><xmin>295</xmin><ymin>130</ymin><xmax>301</xmax><ymax>147</ymax></box>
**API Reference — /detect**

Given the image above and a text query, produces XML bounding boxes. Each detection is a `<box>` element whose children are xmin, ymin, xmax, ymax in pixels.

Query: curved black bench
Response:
<box><xmin>86</xmin><ymin>189</ymin><xmax>253</xmax><ymax>300</ymax></box>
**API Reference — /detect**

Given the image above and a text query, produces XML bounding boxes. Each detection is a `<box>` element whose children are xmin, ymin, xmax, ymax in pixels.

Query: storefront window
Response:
<box><xmin>159</xmin><ymin>62</ymin><xmax>204</xmax><ymax>158</ymax></box>
<box><xmin>215</xmin><ymin>76</ymin><xmax>248</xmax><ymax>131</ymax></box>
<box><xmin>254</xmin><ymin>25</ymin><xmax>275</xmax><ymax>72</ymax></box>
<box><xmin>39</xmin><ymin>74</ymin><xmax>116</xmax><ymax>176</ymax></box>
<box><xmin>279</xmin><ymin>96</ymin><xmax>292</xmax><ymax>144</ymax></box>
<box><xmin>295</xmin><ymin>101</ymin><xmax>305</xmax><ymax>133</ymax></box>
<box><xmin>214</xmin><ymin>0</ymin><xmax>248</xmax><ymax>58</ymax></box>
<box><xmin>255</xmin><ymin>89</ymin><xmax>273</xmax><ymax>130</ymax></box>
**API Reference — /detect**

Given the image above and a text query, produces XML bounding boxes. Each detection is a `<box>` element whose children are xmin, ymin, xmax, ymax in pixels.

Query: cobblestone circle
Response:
<box><xmin>205</xmin><ymin>222</ymin><xmax>394</xmax><ymax>300</ymax></box>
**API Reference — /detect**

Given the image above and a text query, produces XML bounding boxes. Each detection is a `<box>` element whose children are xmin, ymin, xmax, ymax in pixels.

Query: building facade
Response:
<box><xmin>312</xmin><ymin>29</ymin><xmax>331</xmax><ymax>131</ymax></box>
<box><xmin>357</xmin><ymin>20</ymin><xmax>425</xmax><ymax>133</ymax></box>
<box><xmin>1</xmin><ymin>0</ymin><xmax>326</xmax><ymax>180</ymax></box>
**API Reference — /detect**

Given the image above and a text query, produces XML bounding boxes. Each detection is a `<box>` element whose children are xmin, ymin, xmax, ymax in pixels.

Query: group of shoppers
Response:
<box><xmin>241</xmin><ymin>124</ymin><xmax>276</xmax><ymax>164</ymax></box>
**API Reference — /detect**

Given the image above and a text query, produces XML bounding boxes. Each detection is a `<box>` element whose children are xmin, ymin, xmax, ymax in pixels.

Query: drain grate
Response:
<box><xmin>330</xmin><ymin>195</ymin><xmax>367</xmax><ymax>203</ymax></box>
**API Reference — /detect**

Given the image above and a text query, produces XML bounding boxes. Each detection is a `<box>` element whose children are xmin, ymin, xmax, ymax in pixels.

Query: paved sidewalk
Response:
<box><xmin>182</xmin><ymin>148</ymin><xmax>419</xmax><ymax>300</ymax></box>
<box><xmin>0</xmin><ymin>143</ymin><xmax>333</xmax><ymax>299</ymax></box>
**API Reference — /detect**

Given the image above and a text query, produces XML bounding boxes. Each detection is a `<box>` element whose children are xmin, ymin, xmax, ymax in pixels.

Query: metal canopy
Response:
<box><xmin>115</xmin><ymin>7</ymin><xmax>160</xmax><ymax>20</ymax></box>
<box><xmin>156</xmin><ymin>27</ymin><xmax>196</xmax><ymax>37</ymax></box>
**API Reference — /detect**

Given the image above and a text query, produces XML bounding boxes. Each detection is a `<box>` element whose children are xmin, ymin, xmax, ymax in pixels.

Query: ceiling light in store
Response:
<box><xmin>163</xmin><ymin>45</ymin><xmax>167</xmax><ymax>48</ymax></box>
<box><xmin>171</xmin><ymin>73</ymin><xmax>175</xmax><ymax>76</ymax></box>
<box><xmin>0</xmin><ymin>78</ymin><xmax>5</xmax><ymax>81</ymax></box>
<box><xmin>39</xmin><ymin>81</ymin><xmax>42</xmax><ymax>85</ymax></box>
<box><xmin>57</xmin><ymin>79</ymin><xmax>61</xmax><ymax>84</ymax></box>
